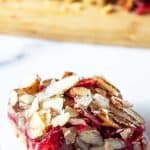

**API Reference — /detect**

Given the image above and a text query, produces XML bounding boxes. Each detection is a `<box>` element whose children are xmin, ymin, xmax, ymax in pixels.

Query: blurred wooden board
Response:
<box><xmin>0</xmin><ymin>1</ymin><xmax>150</xmax><ymax>47</ymax></box>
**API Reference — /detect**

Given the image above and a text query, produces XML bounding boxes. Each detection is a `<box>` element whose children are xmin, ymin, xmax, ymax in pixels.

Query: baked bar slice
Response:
<box><xmin>0</xmin><ymin>0</ymin><xmax>150</xmax><ymax>47</ymax></box>
<box><xmin>8</xmin><ymin>72</ymin><xmax>147</xmax><ymax>150</ymax></box>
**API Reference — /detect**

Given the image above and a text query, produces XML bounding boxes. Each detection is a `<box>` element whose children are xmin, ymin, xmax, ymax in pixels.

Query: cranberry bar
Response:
<box><xmin>8</xmin><ymin>72</ymin><xmax>147</xmax><ymax>150</ymax></box>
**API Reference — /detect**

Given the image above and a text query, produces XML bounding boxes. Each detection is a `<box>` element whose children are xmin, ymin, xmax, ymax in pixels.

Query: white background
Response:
<box><xmin>0</xmin><ymin>35</ymin><xmax>150</xmax><ymax>149</ymax></box>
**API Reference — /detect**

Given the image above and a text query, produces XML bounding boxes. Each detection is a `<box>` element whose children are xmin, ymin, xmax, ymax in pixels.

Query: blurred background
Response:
<box><xmin>0</xmin><ymin>35</ymin><xmax>150</xmax><ymax>149</ymax></box>
<box><xmin>0</xmin><ymin>0</ymin><xmax>150</xmax><ymax>150</ymax></box>
<box><xmin>0</xmin><ymin>0</ymin><xmax>150</xmax><ymax>149</ymax></box>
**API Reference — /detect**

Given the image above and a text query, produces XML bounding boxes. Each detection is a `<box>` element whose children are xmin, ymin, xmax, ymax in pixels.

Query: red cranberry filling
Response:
<box><xmin>76</xmin><ymin>78</ymin><xmax>99</xmax><ymax>89</ymax></box>
<box><xmin>8</xmin><ymin>75</ymin><xmax>147</xmax><ymax>150</ymax></box>
<box><xmin>31</xmin><ymin>127</ymin><xmax>64</xmax><ymax>150</ymax></box>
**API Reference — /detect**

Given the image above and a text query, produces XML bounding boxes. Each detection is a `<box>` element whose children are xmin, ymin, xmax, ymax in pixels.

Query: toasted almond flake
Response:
<box><xmin>69</xmin><ymin>87</ymin><xmax>93</xmax><ymax>108</ymax></box>
<box><xmin>115</xmin><ymin>96</ymin><xmax>132</xmax><ymax>108</ymax></box>
<box><xmin>69</xmin><ymin>118</ymin><xmax>87</xmax><ymax>126</ymax></box>
<box><xmin>93</xmin><ymin>93</ymin><xmax>109</xmax><ymax>109</ymax></box>
<box><xmin>69</xmin><ymin>87</ymin><xmax>91</xmax><ymax>97</ymax></box>
<box><xmin>19</xmin><ymin>94</ymin><xmax>34</xmax><ymax>105</ymax></box>
<box><xmin>95</xmin><ymin>88</ymin><xmax>107</xmax><ymax>97</ymax></box>
<box><xmin>45</xmin><ymin>75</ymin><xmax>79</xmax><ymax>97</ymax></box>
<box><xmin>65</xmin><ymin>106</ymin><xmax>78</xmax><ymax>117</ymax></box>
<box><xmin>15</xmin><ymin>75</ymin><xmax>40</xmax><ymax>96</ymax></box>
<box><xmin>111</xmin><ymin>96</ymin><xmax>132</xmax><ymax>109</ymax></box>
<box><xmin>51</xmin><ymin>112</ymin><xmax>70</xmax><ymax>127</ymax></box>
<box><xmin>75</xmin><ymin>95</ymin><xmax>93</xmax><ymax>108</ymax></box>
<box><xmin>63</xmin><ymin>127</ymin><xmax>77</xmax><ymax>144</ymax></box>
<box><xmin>94</xmin><ymin>76</ymin><xmax>120</xmax><ymax>97</ymax></box>
<box><xmin>123</xmin><ymin>108</ymin><xmax>144</xmax><ymax>124</ymax></box>
<box><xmin>9</xmin><ymin>91</ymin><xmax>18</xmax><ymax>106</ymax></box>
<box><xmin>79</xmin><ymin>130</ymin><xmax>103</xmax><ymax>146</ymax></box>
<box><xmin>28</xmin><ymin>112</ymin><xmax>45</xmax><ymax>138</ymax></box>
<box><xmin>98</xmin><ymin>111</ymin><xmax>119</xmax><ymax>128</ymax></box>
<box><xmin>39</xmin><ymin>110</ymin><xmax>47</xmax><ymax>120</ymax></box>
<box><xmin>30</xmin><ymin>97</ymin><xmax>39</xmax><ymax>111</ymax></box>
<box><xmin>36</xmin><ymin>90</ymin><xmax>47</xmax><ymax>101</ymax></box>
<box><xmin>24</xmin><ymin>97</ymin><xmax>39</xmax><ymax>119</ymax></box>
<box><xmin>109</xmin><ymin>112</ymin><xmax>133</xmax><ymax>127</ymax></box>
<box><xmin>110</xmin><ymin>96</ymin><xmax>123</xmax><ymax>110</ymax></box>
<box><xmin>21</xmin><ymin>75</ymin><xmax>40</xmax><ymax>87</ymax></box>
<box><xmin>39</xmin><ymin>109</ymin><xmax>52</xmax><ymax>126</ymax></box>
<box><xmin>42</xmin><ymin>97</ymin><xmax>64</xmax><ymax>113</ymax></box>
<box><xmin>46</xmin><ymin>109</ymin><xmax>52</xmax><ymax>125</ymax></box>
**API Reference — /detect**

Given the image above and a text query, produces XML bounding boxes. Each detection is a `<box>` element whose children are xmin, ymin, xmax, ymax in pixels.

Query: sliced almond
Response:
<box><xmin>94</xmin><ymin>76</ymin><xmax>120</xmax><ymax>97</ymax></box>
<box><xmin>42</xmin><ymin>97</ymin><xmax>64</xmax><ymax>113</ymax></box>
<box><xmin>39</xmin><ymin>109</ymin><xmax>52</xmax><ymax>126</ymax></box>
<box><xmin>109</xmin><ymin>112</ymin><xmax>133</xmax><ymax>127</ymax></box>
<box><xmin>123</xmin><ymin>108</ymin><xmax>144</xmax><ymax>125</ymax></box>
<box><xmin>15</xmin><ymin>75</ymin><xmax>40</xmax><ymax>96</ymax></box>
<box><xmin>45</xmin><ymin>75</ymin><xmax>79</xmax><ymax>97</ymax></box>
<box><xmin>69</xmin><ymin>87</ymin><xmax>93</xmax><ymax>108</ymax></box>
<box><xmin>75</xmin><ymin>95</ymin><xmax>93</xmax><ymax>108</ymax></box>
<box><xmin>111</xmin><ymin>96</ymin><xmax>132</xmax><ymax>109</ymax></box>
<box><xmin>28</xmin><ymin>112</ymin><xmax>45</xmax><ymax>139</ymax></box>
<box><xmin>36</xmin><ymin>90</ymin><xmax>47</xmax><ymax>102</ymax></box>
<box><xmin>24</xmin><ymin>97</ymin><xmax>39</xmax><ymax>119</ymax></box>
<box><xmin>98</xmin><ymin>110</ymin><xmax>119</xmax><ymax>128</ymax></box>
<box><xmin>110</xmin><ymin>96</ymin><xmax>123</xmax><ymax>110</ymax></box>
<box><xmin>93</xmin><ymin>93</ymin><xmax>109</xmax><ymax>109</ymax></box>
<box><xmin>95</xmin><ymin>88</ymin><xmax>107</xmax><ymax>97</ymax></box>
<box><xmin>63</xmin><ymin>127</ymin><xmax>77</xmax><ymax>144</ymax></box>
<box><xmin>19</xmin><ymin>94</ymin><xmax>34</xmax><ymax>105</ymax></box>
<box><xmin>69</xmin><ymin>87</ymin><xmax>91</xmax><ymax>97</ymax></box>
<box><xmin>51</xmin><ymin>112</ymin><xmax>70</xmax><ymax>127</ymax></box>
<box><xmin>79</xmin><ymin>129</ymin><xmax>103</xmax><ymax>146</ymax></box>
<box><xmin>65</xmin><ymin>106</ymin><xmax>78</xmax><ymax>117</ymax></box>
<box><xmin>30</xmin><ymin>97</ymin><xmax>39</xmax><ymax>110</ymax></box>
<box><xmin>45</xmin><ymin>109</ymin><xmax>52</xmax><ymax>125</ymax></box>
<box><xmin>110</xmin><ymin>105</ymin><xmax>140</xmax><ymax>126</ymax></box>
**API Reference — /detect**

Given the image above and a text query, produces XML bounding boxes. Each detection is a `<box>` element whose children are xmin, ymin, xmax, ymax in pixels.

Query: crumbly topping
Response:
<box><xmin>8</xmin><ymin>72</ymin><xmax>146</xmax><ymax>150</ymax></box>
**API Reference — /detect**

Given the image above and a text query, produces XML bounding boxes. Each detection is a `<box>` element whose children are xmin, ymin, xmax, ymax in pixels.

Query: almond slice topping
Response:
<box><xmin>45</xmin><ymin>75</ymin><xmax>79</xmax><ymax>97</ymax></box>
<box><xmin>51</xmin><ymin>112</ymin><xmax>70</xmax><ymax>127</ymax></box>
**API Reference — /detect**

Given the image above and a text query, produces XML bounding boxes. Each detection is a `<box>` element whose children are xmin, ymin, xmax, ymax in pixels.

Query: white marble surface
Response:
<box><xmin>0</xmin><ymin>35</ymin><xmax>150</xmax><ymax>149</ymax></box>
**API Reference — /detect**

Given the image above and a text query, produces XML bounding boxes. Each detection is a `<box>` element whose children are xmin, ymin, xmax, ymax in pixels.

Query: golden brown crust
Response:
<box><xmin>0</xmin><ymin>1</ymin><xmax>150</xmax><ymax>47</ymax></box>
